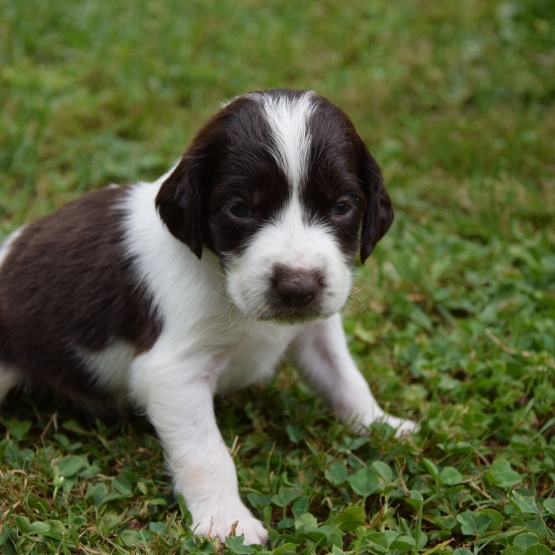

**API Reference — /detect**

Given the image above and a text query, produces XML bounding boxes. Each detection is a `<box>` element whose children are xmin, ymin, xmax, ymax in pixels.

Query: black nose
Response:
<box><xmin>276</xmin><ymin>274</ymin><xmax>319</xmax><ymax>306</ymax></box>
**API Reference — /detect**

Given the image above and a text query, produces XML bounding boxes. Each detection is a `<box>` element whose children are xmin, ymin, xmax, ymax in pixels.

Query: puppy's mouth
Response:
<box><xmin>257</xmin><ymin>303</ymin><xmax>333</xmax><ymax>325</ymax></box>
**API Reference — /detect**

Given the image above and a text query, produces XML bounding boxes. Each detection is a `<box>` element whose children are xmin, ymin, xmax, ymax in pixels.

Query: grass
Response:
<box><xmin>1</xmin><ymin>0</ymin><xmax>555</xmax><ymax>553</ymax></box>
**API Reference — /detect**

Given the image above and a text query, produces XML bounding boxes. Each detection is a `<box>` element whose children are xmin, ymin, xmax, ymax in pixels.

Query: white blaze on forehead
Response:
<box><xmin>249</xmin><ymin>91</ymin><xmax>316</xmax><ymax>192</ymax></box>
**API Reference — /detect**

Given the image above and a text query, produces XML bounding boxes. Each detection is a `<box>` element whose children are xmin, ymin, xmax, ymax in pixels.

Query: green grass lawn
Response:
<box><xmin>1</xmin><ymin>0</ymin><xmax>555</xmax><ymax>553</ymax></box>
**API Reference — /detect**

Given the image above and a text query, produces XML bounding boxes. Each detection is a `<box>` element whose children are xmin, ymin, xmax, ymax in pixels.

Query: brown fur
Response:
<box><xmin>0</xmin><ymin>187</ymin><xmax>162</xmax><ymax>398</ymax></box>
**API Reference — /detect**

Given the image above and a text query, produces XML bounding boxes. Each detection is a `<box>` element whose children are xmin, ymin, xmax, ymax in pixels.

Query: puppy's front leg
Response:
<box><xmin>131</xmin><ymin>355</ymin><xmax>267</xmax><ymax>545</ymax></box>
<box><xmin>288</xmin><ymin>314</ymin><xmax>416</xmax><ymax>435</ymax></box>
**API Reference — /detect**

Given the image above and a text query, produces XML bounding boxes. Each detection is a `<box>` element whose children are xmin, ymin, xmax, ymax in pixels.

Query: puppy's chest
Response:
<box><xmin>215</xmin><ymin>322</ymin><xmax>300</xmax><ymax>395</ymax></box>
<box><xmin>79</xmin><ymin>320</ymin><xmax>299</xmax><ymax>399</ymax></box>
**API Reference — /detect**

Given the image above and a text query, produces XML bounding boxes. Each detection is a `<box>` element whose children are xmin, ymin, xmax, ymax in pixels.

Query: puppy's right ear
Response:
<box><xmin>155</xmin><ymin>109</ymin><xmax>230</xmax><ymax>259</ymax></box>
<box><xmin>155</xmin><ymin>157</ymin><xmax>206</xmax><ymax>259</ymax></box>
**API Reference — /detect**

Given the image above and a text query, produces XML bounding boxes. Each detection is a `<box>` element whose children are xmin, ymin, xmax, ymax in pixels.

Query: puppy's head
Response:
<box><xmin>156</xmin><ymin>89</ymin><xmax>393</xmax><ymax>323</ymax></box>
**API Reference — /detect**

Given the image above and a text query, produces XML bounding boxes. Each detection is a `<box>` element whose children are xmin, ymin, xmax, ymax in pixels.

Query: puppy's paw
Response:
<box><xmin>380</xmin><ymin>414</ymin><xmax>419</xmax><ymax>437</ymax></box>
<box><xmin>351</xmin><ymin>412</ymin><xmax>418</xmax><ymax>437</ymax></box>
<box><xmin>193</xmin><ymin>505</ymin><xmax>268</xmax><ymax>545</ymax></box>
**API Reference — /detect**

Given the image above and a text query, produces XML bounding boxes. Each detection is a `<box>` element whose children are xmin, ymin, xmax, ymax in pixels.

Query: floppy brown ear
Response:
<box><xmin>155</xmin><ymin>158</ymin><xmax>206</xmax><ymax>259</ymax></box>
<box><xmin>155</xmin><ymin>109</ymin><xmax>230</xmax><ymax>259</ymax></box>
<box><xmin>358</xmin><ymin>143</ymin><xmax>394</xmax><ymax>264</ymax></box>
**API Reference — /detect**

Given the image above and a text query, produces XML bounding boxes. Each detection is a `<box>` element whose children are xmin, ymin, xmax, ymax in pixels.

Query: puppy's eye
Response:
<box><xmin>331</xmin><ymin>202</ymin><xmax>351</xmax><ymax>216</ymax></box>
<box><xmin>230</xmin><ymin>203</ymin><xmax>253</xmax><ymax>218</ymax></box>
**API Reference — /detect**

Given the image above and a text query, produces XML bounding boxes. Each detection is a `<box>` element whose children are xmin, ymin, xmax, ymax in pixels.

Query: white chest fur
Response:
<box><xmin>216</xmin><ymin>320</ymin><xmax>300</xmax><ymax>394</ymax></box>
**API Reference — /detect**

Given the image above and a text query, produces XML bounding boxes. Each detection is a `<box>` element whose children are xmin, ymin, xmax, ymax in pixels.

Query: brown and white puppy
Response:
<box><xmin>0</xmin><ymin>89</ymin><xmax>416</xmax><ymax>544</ymax></box>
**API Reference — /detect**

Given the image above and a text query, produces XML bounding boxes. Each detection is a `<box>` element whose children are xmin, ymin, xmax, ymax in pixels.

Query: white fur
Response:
<box><xmin>0</xmin><ymin>227</ymin><xmax>25</xmax><ymax>268</ymax></box>
<box><xmin>77</xmin><ymin>341</ymin><xmax>135</xmax><ymax>401</ymax></box>
<box><xmin>288</xmin><ymin>314</ymin><xmax>416</xmax><ymax>434</ymax></box>
<box><xmin>249</xmin><ymin>91</ymin><xmax>315</xmax><ymax>192</ymax></box>
<box><xmin>0</xmin><ymin>365</ymin><xmax>19</xmax><ymax>403</ymax></box>
<box><xmin>0</xmin><ymin>228</ymin><xmax>26</xmax><ymax>400</ymax></box>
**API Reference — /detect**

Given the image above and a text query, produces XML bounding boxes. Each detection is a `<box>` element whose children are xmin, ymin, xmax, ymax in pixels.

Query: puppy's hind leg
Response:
<box><xmin>0</xmin><ymin>365</ymin><xmax>20</xmax><ymax>405</ymax></box>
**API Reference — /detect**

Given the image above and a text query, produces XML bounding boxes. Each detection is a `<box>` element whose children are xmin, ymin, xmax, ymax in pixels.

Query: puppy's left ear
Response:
<box><xmin>357</xmin><ymin>143</ymin><xmax>394</xmax><ymax>264</ymax></box>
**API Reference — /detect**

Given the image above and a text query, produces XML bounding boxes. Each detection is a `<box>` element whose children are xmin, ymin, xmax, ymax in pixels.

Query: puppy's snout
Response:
<box><xmin>277</xmin><ymin>275</ymin><xmax>319</xmax><ymax>306</ymax></box>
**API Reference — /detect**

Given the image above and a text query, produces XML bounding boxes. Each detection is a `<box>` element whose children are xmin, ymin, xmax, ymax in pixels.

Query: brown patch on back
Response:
<box><xmin>0</xmin><ymin>187</ymin><xmax>162</xmax><ymax>398</ymax></box>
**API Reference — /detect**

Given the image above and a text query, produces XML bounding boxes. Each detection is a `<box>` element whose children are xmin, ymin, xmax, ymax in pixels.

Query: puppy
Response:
<box><xmin>0</xmin><ymin>89</ymin><xmax>415</xmax><ymax>544</ymax></box>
